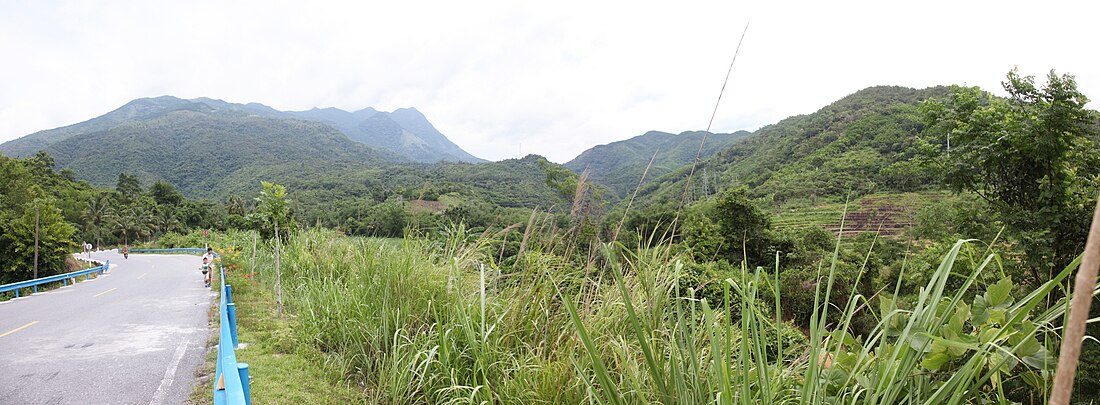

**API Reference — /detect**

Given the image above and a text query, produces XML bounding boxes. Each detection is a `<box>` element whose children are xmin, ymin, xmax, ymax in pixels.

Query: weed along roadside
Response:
<box><xmin>166</xmin><ymin>223</ymin><xmax>1096</xmax><ymax>404</ymax></box>
<box><xmin>188</xmin><ymin>242</ymin><xmax>361</xmax><ymax>404</ymax></box>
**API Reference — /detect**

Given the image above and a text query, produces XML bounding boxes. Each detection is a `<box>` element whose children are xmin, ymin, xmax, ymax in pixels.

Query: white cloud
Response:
<box><xmin>1</xmin><ymin>0</ymin><xmax>1097</xmax><ymax>162</ymax></box>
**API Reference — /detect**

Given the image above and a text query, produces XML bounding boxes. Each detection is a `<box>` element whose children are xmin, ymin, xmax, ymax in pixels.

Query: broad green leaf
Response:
<box><xmin>972</xmin><ymin>295</ymin><xmax>990</xmax><ymax>324</ymax></box>
<box><xmin>988</xmin><ymin>352</ymin><xmax>1019</xmax><ymax>373</ymax></box>
<box><xmin>879</xmin><ymin>295</ymin><xmax>896</xmax><ymax>316</ymax></box>
<box><xmin>953</xmin><ymin>301</ymin><xmax>970</xmax><ymax>328</ymax></box>
<box><xmin>988</xmin><ymin>308</ymin><xmax>1007</xmax><ymax>325</ymax></box>
<box><xmin>1020</xmin><ymin>371</ymin><xmax>1044</xmax><ymax>388</ymax></box>
<box><xmin>922</xmin><ymin>352</ymin><xmax>951</xmax><ymax>371</ymax></box>
<box><xmin>909</xmin><ymin>333</ymin><xmax>933</xmax><ymax>352</ymax></box>
<box><xmin>929</xmin><ymin>335</ymin><xmax>979</xmax><ymax>354</ymax></box>
<box><xmin>985</xmin><ymin>277</ymin><xmax>1013</xmax><ymax>308</ymax></box>
<box><xmin>1022</xmin><ymin>347</ymin><xmax>1055</xmax><ymax>370</ymax></box>
<box><xmin>979</xmin><ymin>327</ymin><xmax>1002</xmax><ymax>345</ymax></box>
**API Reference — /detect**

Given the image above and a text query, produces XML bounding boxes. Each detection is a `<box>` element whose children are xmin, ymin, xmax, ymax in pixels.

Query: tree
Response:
<box><xmin>111</xmin><ymin>206</ymin><xmax>141</xmax><ymax>246</ymax></box>
<box><xmin>226</xmin><ymin>195</ymin><xmax>246</xmax><ymax>216</ymax></box>
<box><xmin>154</xmin><ymin>209</ymin><xmax>179</xmax><ymax>237</ymax></box>
<box><xmin>149</xmin><ymin>180</ymin><xmax>183</xmax><ymax>207</ymax></box>
<box><xmin>922</xmin><ymin>69</ymin><xmax>1099</xmax><ymax>281</ymax></box>
<box><xmin>683</xmin><ymin>187</ymin><xmax>780</xmax><ymax>266</ymax></box>
<box><xmin>82</xmin><ymin>194</ymin><xmax>111</xmax><ymax>249</ymax></box>
<box><xmin>253</xmin><ymin>181</ymin><xmax>292</xmax><ymax>316</ymax></box>
<box><xmin>1</xmin><ymin>198</ymin><xmax>76</xmax><ymax>283</ymax></box>
<box><xmin>26</xmin><ymin>151</ymin><xmax>56</xmax><ymax>177</ymax></box>
<box><xmin>251</xmin><ymin>182</ymin><xmax>293</xmax><ymax>240</ymax></box>
<box><xmin>115</xmin><ymin>173</ymin><xmax>143</xmax><ymax>204</ymax></box>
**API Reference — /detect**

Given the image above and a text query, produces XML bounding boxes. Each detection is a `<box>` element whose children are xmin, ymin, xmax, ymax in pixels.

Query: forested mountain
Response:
<box><xmin>565</xmin><ymin>130</ymin><xmax>750</xmax><ymax>198</ymax></box>
<box><xmin>40</xmin><ymin>108</ymin><xmax>391</xmax><ymax>199</ymax></box>
<box><xmin>1</xmin><ymin>96</ymin><xmax>201</xmax><ymax>157</ymax></box>
<box><xmin>0</xmin><ymin>95</ymin><xmax>574</xmax><ymax>234</ymax></box>
<box><xmin>630</xmin><ymin>85</ymin><xmax>953</xmax><ymax>208</ymax></box>
<box><xmin>0</xmin><ymin>96</ymin><xmax>484</xmax><ymax>163</ymax></box>
<box><xmin>276</xmin><ymin>155</ymin><xmax>575</xmax><ymax>228</ymax></box>
<box><xmin>291</xmin><ymin>106</ymin><xmax>485</xmax><ymax>163</ymax></box>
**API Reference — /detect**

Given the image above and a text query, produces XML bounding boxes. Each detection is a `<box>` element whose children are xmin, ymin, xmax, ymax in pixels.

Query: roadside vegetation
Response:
<box><xmin>185</xmin><ymin>219</ymin><xmax>1079</xmax><ymax>403</ymax></box>
<box><xmin>3</xmin><ymin>68</ymin><xmax>1097</xmax><ymax>403</ymax></box>
<box><xmin>170</xmin><ymin>69</ymin><xmax>1096</xmax><ymax>403</ymax></box>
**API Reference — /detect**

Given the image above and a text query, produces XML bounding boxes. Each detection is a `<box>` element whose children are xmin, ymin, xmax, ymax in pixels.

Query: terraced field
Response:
<box><xmin>772</xmin><ymin>192</ymin><xmax>944</xmax><ymax>237</ymax></box>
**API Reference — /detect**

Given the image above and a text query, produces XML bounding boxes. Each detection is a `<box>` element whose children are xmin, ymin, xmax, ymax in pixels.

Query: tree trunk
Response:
<box><xmin>1050</xmin><ymin>195</ymin><xmax>1100</xmax><ymax>404</ymax></box>
<box><xmin>275</xmin><ymin>222</ymin><xmax>283</xmax><ymax>317</ymax></box>
<box><xmin>250</xmin><ymin>232</ymin><xmax>257</xmax><ymax>275</ymax></box>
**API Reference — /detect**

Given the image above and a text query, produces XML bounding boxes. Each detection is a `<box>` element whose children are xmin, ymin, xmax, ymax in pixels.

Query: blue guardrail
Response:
<box><xmin>214</xmin><ymin>266</ymin><xmax>250</xmax><ymax>404</ymax></box>
<box><xmin>0</xmin><ymin>261</ymin><xmax>109</xmax><ymax>298</ymax></box>
<box><xmin>128</xmin><ymin>248</ymin><xmax>220</xmax><ymax>258</ymax></box>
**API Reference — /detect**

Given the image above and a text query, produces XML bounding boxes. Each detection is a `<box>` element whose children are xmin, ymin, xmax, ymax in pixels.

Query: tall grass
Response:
<box><xmin>211</xmin><ymin>225</ymin><xmax>1084</xmax><ymax>404</ymax></box>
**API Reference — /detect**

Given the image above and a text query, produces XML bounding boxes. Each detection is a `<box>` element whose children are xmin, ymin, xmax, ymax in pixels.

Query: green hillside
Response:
<box><xmin>0</xmin><ymin>96</ymin><xmax>485</xmax><ymax>164</ymax></box>
<box><xmin>223</xmin><ymin>155</ymin><xmax>573</xmax><ymax>228</ymax></box>
<box><xmin>565</xmin><ymin>130</ymin><xmax>750</xmax><ymax>198</ymax></box>
<box><xmin>43</xmin><ymin>109</ymin><xmax>392</xmax><ymax>199</ymax></box>
<box><xmin>632</xmin><ymin>86</ymin><xmax>952</xmax><ymax>208</ymax></box>
<box><xmin>0</xmin><ymin>96</ymin><xmax>201</xmax><ymax>157</ymax></box>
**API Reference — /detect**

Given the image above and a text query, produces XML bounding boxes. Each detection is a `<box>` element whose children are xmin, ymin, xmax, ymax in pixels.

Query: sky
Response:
<box><xmin>1</xmin><ymin>0</ymin><xmax>1097</xmax><ymax>163</ymax></box>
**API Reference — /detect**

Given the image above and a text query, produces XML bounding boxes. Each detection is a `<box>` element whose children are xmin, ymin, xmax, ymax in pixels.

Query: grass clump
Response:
<box><xmin>191</xmin><ymin>224</ymin><xmax>1081</xmax><ymax>403</ymax></box>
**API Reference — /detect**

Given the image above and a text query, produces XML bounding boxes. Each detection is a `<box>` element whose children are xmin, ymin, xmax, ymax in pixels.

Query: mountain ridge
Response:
<box><xmin>565</xmin><ymin>129</ymin><xmax>751</xmax><ymax>198</ymax></box>
<box><xmin>0</xmin><ymin>96</ymin><xmax>485</xmax><ymax>163</ymax></box>
<box><xmin>627</xmin><ymin>85</ymin><xmax>954</xmax><ymax>208</ymax></box>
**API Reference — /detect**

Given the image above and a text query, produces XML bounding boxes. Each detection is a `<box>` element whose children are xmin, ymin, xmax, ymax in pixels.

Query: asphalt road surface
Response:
<box><xmin>0</xmin><ymin>251</ymin><xmax>213</xmax><ymax>404</ymax></box>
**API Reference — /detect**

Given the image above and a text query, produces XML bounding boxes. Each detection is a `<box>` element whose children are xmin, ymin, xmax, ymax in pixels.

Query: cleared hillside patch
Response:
<box><xmin>773</xmin><ymin>192</ymin><xmax>944</xmax><ymax>237</ymax></box>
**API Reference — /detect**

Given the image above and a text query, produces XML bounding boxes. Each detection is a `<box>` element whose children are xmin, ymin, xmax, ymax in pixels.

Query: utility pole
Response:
<box><xmin>34</xmin><ymin>205</ymin><xmax>40</xmax><ymax>279</ymax></box>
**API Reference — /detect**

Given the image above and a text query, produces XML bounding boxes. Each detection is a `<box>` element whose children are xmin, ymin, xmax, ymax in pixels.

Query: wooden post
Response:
<box><xmin>33</xmin><ymin>205</ymin><xmax>39</xmax><ymax>280</ymax></box>
<box><xmin>1050</xmin><ymin>195</ymin><xmax>1100</xmax><ymax>404</ymax></box>
<box><xmin>274</xmin><ymin>222</ymin><xmax>282</xmax><ymax>317</ymax></box>
<box><xmin>250</xmin><ymin>232</ymin><xmax>257</xmax><ymax>275</ymax></box>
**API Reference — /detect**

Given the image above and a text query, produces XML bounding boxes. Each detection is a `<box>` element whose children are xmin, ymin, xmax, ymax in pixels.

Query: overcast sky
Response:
<box><xmin>1</xmin><ymin>0</ymin><xmax>1097</xmax><ymax>163</ymax></box>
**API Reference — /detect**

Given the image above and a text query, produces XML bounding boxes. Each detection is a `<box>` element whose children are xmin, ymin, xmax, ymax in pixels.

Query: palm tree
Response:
<box><xmin>111</xmin><ymin>206</ymin><xmax>140</xmax><ymax>247</ymax></box>
<box><xmin>155</xmin><ymin>209</ymin><xmax>179</xmax><ymax>238</ymax></box>
<box><xmin>82</xmin><ymin>195</ymin><xmax>110</xmax><ymax>250</ymax></box>
<box><xmin>131</xmin><ymin>205</ymin><xmax>156</xmax><ymax>244</ymax></box>
<box><xmin>227</xmin><ymin>195</ymin><xmax>245</xmax><ymax>216</ymax></box>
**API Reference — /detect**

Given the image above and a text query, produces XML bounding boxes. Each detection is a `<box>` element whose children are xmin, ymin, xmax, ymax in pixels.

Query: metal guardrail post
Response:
<box><xmin>227</xmin><ymin>302</ymin><xmax>238</xmax><ymax>348</ymax></box>
<box><xmin>212</xmin><ymin>263</ymin><xmax>250</xmax><ymax>404</ymax></box>
<box><xmin>238</xmin><ymin>363</ymin><xmax>251</xmax><ymax>405</ymax></box>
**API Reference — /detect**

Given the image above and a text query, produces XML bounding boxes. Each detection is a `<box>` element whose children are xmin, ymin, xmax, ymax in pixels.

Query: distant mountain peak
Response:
<box><xmin>0</xmin><ymin>95</ymin><xmax>484</xmax><ymax>164</ymax></box>
<box><xmin>565</xmin><ymin>130</ymin><xmax>751</xmax><ymax>198</ymax></box>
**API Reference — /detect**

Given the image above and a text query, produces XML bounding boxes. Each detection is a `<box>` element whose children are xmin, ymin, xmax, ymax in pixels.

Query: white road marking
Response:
<box><xmin>149</xmin><ymin>341</ymin><xmax>188</xmax><ymax>405</ymax></box>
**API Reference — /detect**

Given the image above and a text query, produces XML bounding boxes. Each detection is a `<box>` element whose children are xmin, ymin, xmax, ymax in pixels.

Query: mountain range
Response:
<box><xmin>629</xmin><ymin>85</ymin><xmax>955</xmax><ymax>209</ymax></box>
<box><xmin>0</xmin><ymin>96</ymin><xmax>483</xmax><ymax>164</ymax></box>
<box><xmin>565</xmin><ymin>130</ymin><xmax>751</xmax><ymax>198</ymax></box>
<box><xmin>0</xmin><ymin>85</ymin><xmax>975</xmax><ymax>213</ymax></box>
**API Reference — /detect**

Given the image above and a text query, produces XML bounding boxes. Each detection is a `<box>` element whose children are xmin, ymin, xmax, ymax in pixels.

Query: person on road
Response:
<box><xmin>201</xmin><ymin>257</ymin><xmax>212</xmax><ymax>288</ymax></box>
<box><xmin>123</xmin><ymin>245</ymin><xmax>129</xmax><ymax>259</ymax></box>
<box><xmin>202</xmin><ymin>247</ymin><xmax>215</xmax><ymax>264</ymax></box>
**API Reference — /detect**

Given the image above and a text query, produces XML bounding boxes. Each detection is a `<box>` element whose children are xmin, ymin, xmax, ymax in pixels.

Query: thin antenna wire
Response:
<box><xmin>675</xmin><ymin>20</ymin><xmax>750</xmax><ymax>216</ymax></box>
<box><xmin>613</xmin><ymin>149</ymin><xmax>660</xmax><ymax>242</ymax></box>
<box><xmin>677</xmin><ymin>20</ymin><xmax>750</xmax><ymax>212</ymax></box>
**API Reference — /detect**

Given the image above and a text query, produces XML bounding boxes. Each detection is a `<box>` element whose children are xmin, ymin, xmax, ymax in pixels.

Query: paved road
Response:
<box><xmin>0</xmin><ymin>251</ymin><xmax>213</xmax><ymax>404</ymax></box>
